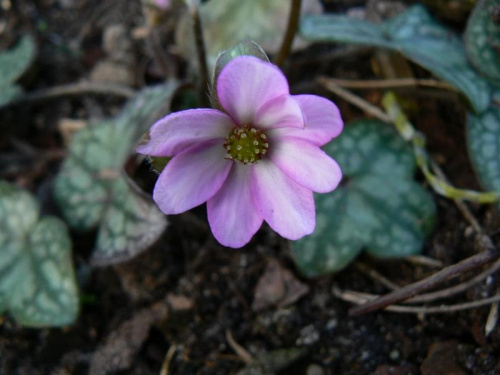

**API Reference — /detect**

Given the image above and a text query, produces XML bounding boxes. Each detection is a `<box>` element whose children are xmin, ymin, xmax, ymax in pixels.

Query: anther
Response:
<box><xmin>224</xmin><ymin>125</ymin><xmax>270</xmax><ymax>164</ymax></box>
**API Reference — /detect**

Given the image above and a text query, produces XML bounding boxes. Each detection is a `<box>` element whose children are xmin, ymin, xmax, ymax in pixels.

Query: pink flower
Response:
<box><xmin>137</xmin><ymin>56</ymin><xmax>343</xmax><ymax>248</ymax></box>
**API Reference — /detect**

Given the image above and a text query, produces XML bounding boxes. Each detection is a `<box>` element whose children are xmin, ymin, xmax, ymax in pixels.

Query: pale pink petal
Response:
<box><xmin>207</xmin><ymin>165</ymin><xmax>263</xmax><ymax>248</ymax></box>
<box><xmin>270</xmin><ymin>138</ymin><xmax>342</xmax><ymax>193</ymax></box>
<box><xmin>253</xmin><ymin>95</ymin><xmax>304</xmax><ymax>130</ymax></box>
<box><xmin>268</xmin><ymin>95</ymin><xmax>343</xmax><ymax>146</ymax></box>
<box><xmin>251</xmin><ymin>160</ymin><xmax>315</xmax><ymax>240</ymax></box>
<box><xmin>217</xmin><ymin>56</ymin><xmax>290</xmax><ymax>125</ymax></box>
<box><xmin>137</xmin><ymin>109</ymin><xmax>234</xmax><ymax>157</ymax></box>
<box><xmin>153</xmin><ymin>141</ymin><xmax>232</xmax><ymax>214</ymax></box>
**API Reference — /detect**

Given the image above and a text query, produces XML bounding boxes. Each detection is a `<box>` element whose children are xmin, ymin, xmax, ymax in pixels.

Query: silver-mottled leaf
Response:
<box><xmin>300</xmin><ymin>5</ymin><xmax>492</xmax><ymax>113</ymax></box>
<box><xmin>0</xmin><ymin>182</ymin><xmax>79</xmax><ymax>327</ymax></box>
<box><xmin>465</xmin><ymin>0</ymin><xmax>500</xmax><ymax>84</ymax></box>
<box><xmin>0</xmin><ymin>181</ymin><xmax>39</xmax><ymax>239</ymax></box>
<box><xmin>292</xmin><ymin>121</ymin><xmax>436</xmax><ymax>276</ymax></box>
<box><xmin>54</xmin><ymin>82</ymin><xmax>178</xmax><ymax>265</ymax></box>
<box><xmin>301</xmin><ymin>14</ymin><xmax>392</xmax><ymax>48</ymax></box>
<box><xmin>467</xmin><ymin>104</ymin><xmax>500</xmax><ymax>195</ymax></box>
<box><xmin>91</xmin><ymin>177</ymin><xmax>167</xmax><ymax>266</ymax></box>
<box><xmin>7</xmin><ymin>218</ymin><xmax>79</xmax><ymax>327</ymax></box>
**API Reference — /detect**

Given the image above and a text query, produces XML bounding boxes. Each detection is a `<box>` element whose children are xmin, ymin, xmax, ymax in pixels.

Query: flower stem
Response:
<box><xmin>275</xmin><ymin>0</ymin><xmax>302</xmax><ymax>67</ymax></box>
<box><xmin>190</xmin><ymin>1</ymin><xmax>210</xmax><ymax>106</ymax></box>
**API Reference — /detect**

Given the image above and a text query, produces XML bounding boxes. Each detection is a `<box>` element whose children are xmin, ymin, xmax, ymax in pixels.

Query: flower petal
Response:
<box><xmin>253</xmin><ymin>95</ymin><xmax>304</xmax><ymax>130</ymax></box>
<box><xmin>153</xmin><ymin>141</ymin><xmax>232</xmax><ymax>214</ymax></box>
<box><xmin>136</xmin><ymin>109</ymin><xmax>234</xmax><ymax>157</ymax></box>
<box><xmin>217</xmin><ymin>56</ymin><xmax>290</xmax><ymax>125</ymax></box>
<box><xmin>270</xmin><ymin>138</ymin><xmax>342</xmax><ymax>193</ymax></box>
<box><xmin>207</xmin><ymin>165</ymin><xmax>263</xmax><ymax>248</ymax></box>
<box><xmin>268</xmin><ymin>95</ymin><xmax>343</xmax><ymax>146</ymax></box>
<box><xmin>251</xmin><ymin>160</ymin><xmax>315</xmax><ymax>240</ymax></box>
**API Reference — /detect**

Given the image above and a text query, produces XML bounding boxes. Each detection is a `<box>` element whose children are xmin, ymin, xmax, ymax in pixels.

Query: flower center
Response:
<box><xmin>223</xmin><ymin>126</ymin><xmax>269</xmax><ymax>164</ymax></box>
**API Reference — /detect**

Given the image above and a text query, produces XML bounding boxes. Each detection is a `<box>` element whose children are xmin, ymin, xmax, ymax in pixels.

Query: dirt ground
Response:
<box><xmin>1</xmin><ymin>0</ymin><xmax>500</xmax><ymax>374</ymax></box>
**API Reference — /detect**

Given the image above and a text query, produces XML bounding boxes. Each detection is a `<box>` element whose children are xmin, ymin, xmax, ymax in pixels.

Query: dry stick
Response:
<box><xmin>6</xmin><ymin>81</ymin><xmax>135</xmax><ymax>107</ymax></box>
<box><xmin>406</xmin><ymin>258</ymin><xmax>500</xmax><ymax>304</ymax></box>
<box><xmin>350</xmin><ymin>248</ymin><xmax>498</xmax><ymax>316</ymax></box>
<box><xmin>405</xmin><ymin>255</ymin><xmax>443</xmax><ymax>268</ymax></box>
<box><xmin>274</xmin><ymin>0</ymin><xmax>302</xmax><ymax>67</ymax></box>
<box><xmin>333</xmin><ymin>287</ymin><xmax>500</xmax><ymax>314</ymax></box>
<box><xmin>317</xmin><ymin>76</ymin><xmax>392</xmax><ymax>122</ymax></box>
<box><xmin>355</xmin><ymin>263</ymin><xmax>400</xmax><ymax>291</ymax></box>
<box><xmin>159</xmin><ymin>344</ymin><xmax>178</xmax><ymax>375</ymax></box>
<box><xmin>318</xmin><ymin>77</ymin><xmax>500</xmax><ymax>315</ymax></box>
<box><xmin>189</xmin><ymin>1</ymin><xmax>210</xmax><ymax>107</ymax></box>
<box><xmin>226</xmin><ymin>330</ymin><xmax>254</xmax><ymax>365</ymax></box>
<box><xmin>327</xmin><ymin>78</ymin><xmax>455</xmax><ymax>91</ymax></box>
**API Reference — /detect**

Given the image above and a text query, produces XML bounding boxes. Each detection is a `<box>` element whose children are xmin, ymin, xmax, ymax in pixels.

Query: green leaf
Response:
<box><xmin>300</xmin><ymin>14</ymin><xmax>392</xmax><ymax>48</ymax></box>
<box><xmin>92</xmin><ymin>176</ymin><xmax>167</xmax><ymax>266</ymax></box>
<box><xmin>465</xmin><ymin>0</ymin><xmax>500</xmax><ymax>85</ymax></box>
<box><xmin>176</xmin><ymin>0</ymin><xmax>322</xmax><ymax>67</ymax></box>
<box><xmin>0</xmin><ymin>182</ymin><xmax>79</xmax><ymax>327</ymax></box>
<box><xmin>54</xmin><ymin>82</ymin><xmax>179</xmax><ymax>266</ymax></box>
<box><xmin>0</xmin><ymin>35</ymin><xmax>36</xmax><ymax>107</ymax></box>
<box><xmin>467</xmin><ymin>104</ymin><xmax>500</xmax><ymax>196</ymax></box>
<box><xmin>292</xmin><ymin>121</ymin><xmax>436</xmax><ymax>277</ymax></box>
<box><xmin>0</xmin><ymin>85</ymin><xmax>23</xmax><ymax>107</ymax></box>
<box><xmin>300</xmin><ymin>5</ymin><xmax>492</xmax><ymax>113</ymax></box>
<box><xmin>0</xmin><ymin>35</ymin><xmax>36</xmax><ymax>85</ymax></box>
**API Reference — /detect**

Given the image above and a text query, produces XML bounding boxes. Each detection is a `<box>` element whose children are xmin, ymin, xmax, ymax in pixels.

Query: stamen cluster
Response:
<box><xmin>223</xmin><ymin>126</ymin><xmax>269</xmax><ymax>164</ymax></box>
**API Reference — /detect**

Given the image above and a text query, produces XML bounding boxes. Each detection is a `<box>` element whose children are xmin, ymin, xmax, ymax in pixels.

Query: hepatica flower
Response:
<box><xmin>138</xmin><ymin>56</ymin><xmax>343</xmax><ymax>248</ymax></box>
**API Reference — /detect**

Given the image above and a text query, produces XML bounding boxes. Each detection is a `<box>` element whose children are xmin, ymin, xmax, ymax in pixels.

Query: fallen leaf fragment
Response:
<box><xmin>252</xmin><ymin>259</ymin><xmax>309</xmax><ymax>312</ymax></box>
<box><xmin>89</xmin><ymin>300</ymin><xmax>170</xmax><ymax>375</ymax></box>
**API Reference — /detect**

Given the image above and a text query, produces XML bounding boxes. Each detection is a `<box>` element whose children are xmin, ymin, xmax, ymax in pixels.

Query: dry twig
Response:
<box><xmin>5</xmin><ymin>81</ymin><xmax>135</xmax><ymax>108</ymax></box>
<box><xmin>326</xmin><ymin>78</ymin><xmax>454</xmax><ymax>91</ymax></box>
<box><xmin>160</xmin><ymin>344</ymin><xmax>178</xmax><ymax>375</ymax></box>
<box><xmin>333</xmin><ymin>287</ymin><xmax>500</xmax><ymax>314</ymax></box>
<box><xmin>226</xmin><ymin>330</ymin><xmax>254</xmax><ymax>365</ymax></box>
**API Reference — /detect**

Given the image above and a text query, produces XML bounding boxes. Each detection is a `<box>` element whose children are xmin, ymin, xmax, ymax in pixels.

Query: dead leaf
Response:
<box><xmin>89</xmin><ymin>301</ymin><xmax>169</xmax><ymax>375</ymax></box>
<box><xmin>420</xmin><ymin>341</ymin><xmax>466</xmax><ymax>375</ymax></box>
<box><xmin>252</xmin><ymin>259</ymin><xmax>309</xmax><ymax>312</ymax></box>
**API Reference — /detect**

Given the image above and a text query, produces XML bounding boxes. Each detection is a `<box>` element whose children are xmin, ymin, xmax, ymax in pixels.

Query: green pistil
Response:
<box><xmin>223</xmin><ymin>126</ymin><xmax>269</xmax><ymax>164</ymax></box>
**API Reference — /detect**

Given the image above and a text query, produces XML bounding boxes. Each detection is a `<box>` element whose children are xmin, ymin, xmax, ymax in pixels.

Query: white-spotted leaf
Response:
<box><xmin>0</xmin><ymin>35</ymin><xmax>36</xmax><ymax>107</ymax></box>
<box><xmin>292</xmin><ymin>121</ymin><xmax>436</xmax><ymax>277</ymax></box>
<box><xmin>465</xmin><ymin>0</ymin><xmax>500</xmax><ymax>85</ymax></box>
<box><xmin>0</xmin><ymin>182</ymin><xmax>79</xmax><ymax>327</ymax></box>
<box><xmin>54</xmin><ymin>82</ymin><xmax>179</xmax><ymax>266</ymax></box>
<box><xmin>300</xmin><ymin>5</ymin><xmax>492</xmax><ymax>113</ymax></box>
<box><xmin>467</xmin><ymin>103</ymin><xmax>500</xmax><ymax>196</ymax></box>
